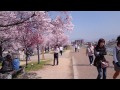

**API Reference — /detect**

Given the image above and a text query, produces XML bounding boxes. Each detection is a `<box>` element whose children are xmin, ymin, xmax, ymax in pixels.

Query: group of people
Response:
<box><xmin>1</xmin><ymin>36</ymin><xmax>120</xmax><ymax>79</ymax></box>
<box><xmin>74</xmin><ymin>44</ymin><xmax>80</xmax><ymax>52</ymax></box>
<box><xmin>45</xmin><ymin>46</ymin><xmax>49</xmax><ymax>53</ymax></box>
<box><xmin>53</xmin><ymin>45</ymin><xmax>63</xmax><ymax>66</ymax></box>
<box><xmin>19</xmin><ymin>48</ymin><xmax>32</xmax><ymax>61</ymax></box>
<box><xmin>85</xmin><ymin>35</ymin><xmax>120</xmax><ymax>79</ymax></box>
<box><xmin>0</xmin><ymin>54</ymin><xmax>20</xmax><ymax>74</ymax></box>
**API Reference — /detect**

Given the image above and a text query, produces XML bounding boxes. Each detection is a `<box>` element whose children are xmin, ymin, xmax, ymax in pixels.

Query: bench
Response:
<box><xmin>0</xmin><ymin>66</ymin><xmax>25</xmax><ymax>79</ymax></box>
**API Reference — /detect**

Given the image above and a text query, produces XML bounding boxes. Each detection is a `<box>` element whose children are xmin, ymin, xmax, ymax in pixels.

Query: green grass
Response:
<box><xmin>0</xmin><ymin>63</ymin><xmax>2</xmax><ymax>66</ymax></box>
<box><xmin>22</xmin><ymin>60</ymin><xmax>50</xmax><ymax>72</ymax></box>
<box><xmin>0</xmin><ymin>59</ymin><xmax>51</xmax><ymax>72</ymax></box>
<box><xmin>65</xmin><ymin>45</ymin><xmax>71</xmax><ymax>50</ymax></box>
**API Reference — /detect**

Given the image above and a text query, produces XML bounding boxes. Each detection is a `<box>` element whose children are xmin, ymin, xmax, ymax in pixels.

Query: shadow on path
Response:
<box><xmin>73</xmin><ymin>64</ymin><xmax>91</xmax><ymax>66</ymax></box>
<box><xmin>44</xmin><ymin>64</ymin><xmax>53</xmax><ymax>66</ymax></box>
<box><xmin>108</xmin><ymin>66</ymin><xmax>114</xmax><ymax>68</ymax></box>
<box><xmin>73</xmin><ymin>64</ymin><xmax>114</xmax><ymax>69</ymax></box>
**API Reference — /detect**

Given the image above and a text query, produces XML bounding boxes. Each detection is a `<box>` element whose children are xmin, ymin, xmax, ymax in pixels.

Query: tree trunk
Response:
<box><xmin>42</xmin><ymin>46</ymin><xmax>45</xmax><ymax>60</ymax></box>
<box><xmin>25</xmin><ymin>48</ymin><xmax>28</xmax><ymax>68</ymax></box>
<box><xmin>37</xmin><ymin>44</ymin><xmax>40</xmax><ymax>64</ymax></box>
<box><xmin>0</xmin><ymin>45</ymin><xmax>2</xmax><ymax>57</ymax></box>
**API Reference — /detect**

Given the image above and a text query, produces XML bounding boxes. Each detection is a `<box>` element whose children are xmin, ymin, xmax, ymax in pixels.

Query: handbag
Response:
<box><xmin>101</xmin><ymin>61</ymin><xmax>109</xmax><ymax>68</ymax></box>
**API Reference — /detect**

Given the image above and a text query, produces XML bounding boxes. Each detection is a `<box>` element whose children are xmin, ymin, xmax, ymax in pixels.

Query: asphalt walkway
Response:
<box><xmin>31</xmin><ymin>50</ymin><xmax>74</xmax><ymax>79</ymax></box>
<box><xmin>71</xmin><ymin>47</ymin><xmax>120</xmax><ymax>79</ymax></box>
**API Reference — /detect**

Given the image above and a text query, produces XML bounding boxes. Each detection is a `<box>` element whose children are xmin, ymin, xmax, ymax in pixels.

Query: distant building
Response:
<box><xmin>72</xmin><ymin>39</ymin><xmax>84</xmax><ymax>46</ymax></box>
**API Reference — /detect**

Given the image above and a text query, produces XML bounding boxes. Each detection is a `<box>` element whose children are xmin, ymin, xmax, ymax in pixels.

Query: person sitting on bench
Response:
<box><xmin>12</xmin><ymin>54</ymin><xmax>20</xmax><ymax>70</ymax></box>
<box><xmin>0</xmin><ymin>55</ymin><xmax>13</xmax><ymax>74</ymax></box>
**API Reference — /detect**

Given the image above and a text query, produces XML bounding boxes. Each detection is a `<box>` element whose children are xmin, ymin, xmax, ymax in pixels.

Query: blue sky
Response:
<box><xmin>69</xmin><ymin>11</ymin><xmax>120</xmax><ymax>42</ymax></box>
<box><xmin>49</xmin><ymin>11</ymin><xmax>120</xmax><ymax>42</ymax></box>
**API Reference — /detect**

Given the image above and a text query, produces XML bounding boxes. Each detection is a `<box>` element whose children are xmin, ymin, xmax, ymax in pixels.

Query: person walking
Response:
<box><xmin>19</xmin><ymin>49</ymin><xmax>25</xmax><ymax>61</ymax></box>
<box><xmin>75</xmin><ymin>44</ymin><xmax>78</xmax><ymax>52</ymax></box>
<box><xmin>26</xmin><ymin>48</ymin><xmax>31</xmax><ymax>61</ymax></box>
<box><xmin>48</xmin><ymin>46</ymin><xmax>49</xmax><ymax>52</ymax></box>
<box><xmin>59</xmin><ymin>45</ymin><xmax>63</xmax><ymax>56</ymax></box>
<box><xmin>93</xmin><ymin>38</ymin><xmax>107</xmax><ymax>79</ymax></box>
<box><xmin>45</xmin><ymin>46</ymin><xmax>47</xmax><ymax>53</ymax></box>
<box><xmin>86</xmin><ymin>42</ymin><xmax>94</xmax><ymax>65</ymax></box>
<box><xmin>53</xmin><ymin>45</ymin><xmax>59</xmax><ymax>66</ymax></box>
<box><xmin>77</xmin><ymin>45</ymin><xmax>80</xmax><ymax>52</ymax></box>
<box><xmin>22</xmin><ymin>49</ymin><xmax>25</xmax><ymax>60</ymax></box>
<box><xmin>113</xmin><ymin>36</ymin><xmax>120</xmax><ymax>79</ymax></box>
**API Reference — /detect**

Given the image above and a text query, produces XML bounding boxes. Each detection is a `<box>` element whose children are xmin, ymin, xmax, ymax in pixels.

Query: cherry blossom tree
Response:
<box><xmin>47</xmin><ymin>13</ymin><xmax>74</xmax><ymax>47</ymax></box>
<box><xmin>0</xmin><ymin>26</ymin><xmax>19</xmax><ymax>57</ymax></box>
<box><xmin>0</xmin><ymin>11</ymin><xmax>36</xmax><ymax>29</ymax></box>
<box><xmin>0</xmin><ymin>11</ymin><xmax>74</xmax><ymax>66</ymax></box>
<box><xmin>36</xmin><ymin>11</ymin><xmax>74</xmax><ymax>59</ymax></box>
<box><xmin>48</xmin><ymin>32</ymin><xmax>69</xmax><ymax>47</ymax></box>
<box><xmin>16</xmin><ymin>24</ymin><xmax>43</xmax><ymax>67</ymax></box>
<box><xmin>0</xmin><ymin>11</ymin><xmax>36</xmax><ymax>57</ymax></box>
<box><xmin>15</xmin><ymin>11</ymin><xmax>52</xmax><ymax>66</ymax></box>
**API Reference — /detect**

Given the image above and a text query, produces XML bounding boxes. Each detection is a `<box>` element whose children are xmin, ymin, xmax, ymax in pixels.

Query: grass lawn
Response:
<box><xmin>65</xmin><ymin>45</ymin><xmax>72</xmax><ymax>50</ymax></box>
<box><xmin>0</xmin><ymin>59</ymin><xmax>51</xmax><ymax>72</ymax></box>
<box><xmin>22</xmin><ymin>60</ymin><xmax>51</xmax><ymax>72</ymax></box>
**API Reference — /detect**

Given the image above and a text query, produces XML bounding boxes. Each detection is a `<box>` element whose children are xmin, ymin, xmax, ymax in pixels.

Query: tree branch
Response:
<box><xmin>0</xmin><ymin>27</ymin><xmax>11</xmax><ymax>31</ymax></box>
<box><xmin>2</xmin><ymin>48</ymin><xmax>5</xmax><ymax>52</ymax></box>
<box><xmin>0</xmin><ymin>12</ymin><xmax>36</xmax><ymax>28</ymax></box>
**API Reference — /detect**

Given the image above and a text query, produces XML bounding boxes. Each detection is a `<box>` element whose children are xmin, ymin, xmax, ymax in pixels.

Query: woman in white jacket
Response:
<box><xmin>19</xmin><ymin>49</ymin><xmax>25</xmax><ymax>61</ymax></box>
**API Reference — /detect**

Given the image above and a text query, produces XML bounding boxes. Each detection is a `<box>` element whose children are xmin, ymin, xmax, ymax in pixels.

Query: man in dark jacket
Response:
<box><xmin>0</xmin><ymin>55</ymin><xmax>13</xmax><ymax>74</ymax></box>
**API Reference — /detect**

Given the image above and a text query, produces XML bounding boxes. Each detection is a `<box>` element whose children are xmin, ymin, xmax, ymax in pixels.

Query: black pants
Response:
<box><xmin>88</xmin><ymin>56</ymin><xmax>94</xmax><ymax>64</ymax></box>
<box><xmin>60</xmin><ymin>51</ymin><xmax>62</xmax><ymax>55</ymax></box>
<box><xmin>53</xmin><ymin>53</ymin><xmax>59</xmax><ymax>65</ymax></box>
<box><xmin>75</xmin><ymin>48</ymin><xmax>77</xmax><ymax>52</ymax></box>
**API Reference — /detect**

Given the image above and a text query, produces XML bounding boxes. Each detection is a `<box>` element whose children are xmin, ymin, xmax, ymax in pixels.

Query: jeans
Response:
<box><xmin>88</xmin><ymin>56</ymin><xmax>94</xmax><ymax>64</ymax></box>
<box><xmin>97</xmin><ymin>65</ymin><xmax>107</xmax><ymax>79</ymax></box>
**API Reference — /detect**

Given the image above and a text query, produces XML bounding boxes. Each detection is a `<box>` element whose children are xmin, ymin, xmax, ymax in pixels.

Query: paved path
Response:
<box><xmin>71</xmin><ymin>47</ymin><xmax>120</xmax><ymax>79</ymax></box>
<box><xmin>32</xmin><ymin>50</ymin><xmax>74</xmax><ymax>79</ymax></box>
